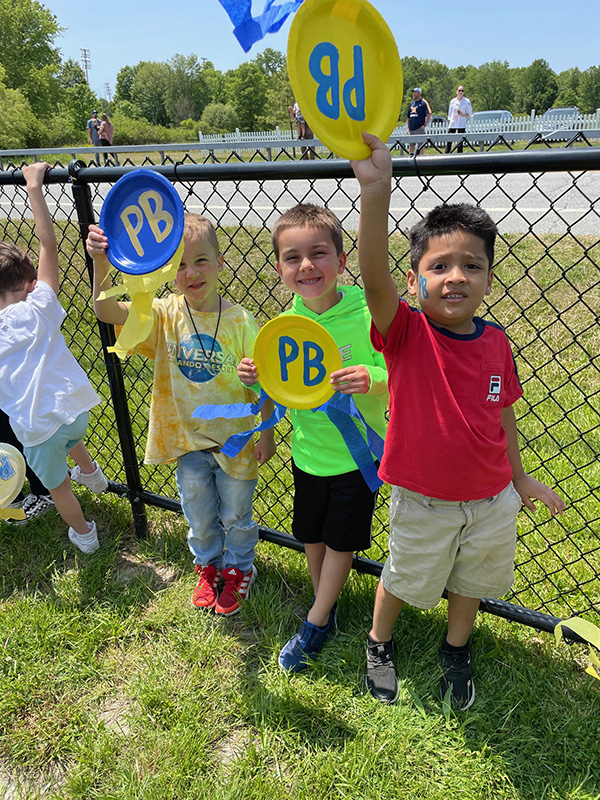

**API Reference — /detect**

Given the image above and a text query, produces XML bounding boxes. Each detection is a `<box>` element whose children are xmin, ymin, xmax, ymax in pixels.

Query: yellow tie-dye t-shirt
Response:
<box><xmin>128</xmin><ymin>294</ymin><xmax>260</xmax><ymax>480</ymax></box>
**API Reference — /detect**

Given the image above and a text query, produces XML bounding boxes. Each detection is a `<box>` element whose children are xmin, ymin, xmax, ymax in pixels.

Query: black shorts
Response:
<box><xmin>291</xmin><ymin>460</ymin><xmax>378</xmax><ymax>552</ymax></box>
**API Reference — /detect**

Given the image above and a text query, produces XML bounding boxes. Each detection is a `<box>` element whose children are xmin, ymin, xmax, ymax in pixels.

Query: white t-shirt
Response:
<box><xmin>448</xmin><ymin>96</ymin><xmax>473</xmax><ymax>129</ymax></box>
<box><xmin>0</xmin><ymin>282</ymin><xmax>100</xmax><ymax>446</ymax></box>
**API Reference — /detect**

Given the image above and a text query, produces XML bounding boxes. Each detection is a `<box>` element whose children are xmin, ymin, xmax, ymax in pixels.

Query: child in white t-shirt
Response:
<box><xmin>0</xmin><ymin>162</ymin><xmax>107</xmax><ymax>552</ymax></box>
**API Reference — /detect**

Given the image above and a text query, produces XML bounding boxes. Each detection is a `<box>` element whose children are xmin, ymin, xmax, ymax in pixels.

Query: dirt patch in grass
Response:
<box><xmin>111</xmin><ymin>554</ymin><xmax>178</xmax><ymax>591</ymax></box>
<box><xmin>0</xmin><ymin>760</ymin><xmax>67</xmax><ymax>799</ymax></box>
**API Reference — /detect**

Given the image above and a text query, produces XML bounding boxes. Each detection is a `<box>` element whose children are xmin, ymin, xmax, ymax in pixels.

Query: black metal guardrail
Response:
<box><xmin>1</xmin><ymin>145</ymin><xmax>599</xmax><ymax>644</ymax></box>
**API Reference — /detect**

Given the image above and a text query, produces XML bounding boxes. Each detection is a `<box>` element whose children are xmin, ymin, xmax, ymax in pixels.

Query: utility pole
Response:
<box><xmin>80</xmin><ymin>48</ymin><xmax>91</xmax><ymax>84</ymax></box>
<box><xmin>104</xmin><ymin>83</ymin><xmax>112</xmax><ymax>103</ymax></box>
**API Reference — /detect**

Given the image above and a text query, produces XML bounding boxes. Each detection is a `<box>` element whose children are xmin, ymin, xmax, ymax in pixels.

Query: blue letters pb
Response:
<box><xmin>308</xmin><ymin>42</ymin><xmax>366</xmax><ymax>122</ymax></box>
<box><xmin>303</xmin><ymin>341</ymin><xmax>326</xmax><ymax>387</ymax></box>
<box><xmin>279</xmin><ymin>336</ymin><xmax>299</xmax><ymax>382</ymax></box>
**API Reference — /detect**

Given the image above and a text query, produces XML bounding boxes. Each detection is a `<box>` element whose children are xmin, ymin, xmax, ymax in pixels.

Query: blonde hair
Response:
<box><xmin>183</xmin><ymin>213</ymin><xmax>220</xmax><ymax>256</ymax></box>
<box><xmin>271</xmin><ymin>203</ymin><xmax>344</xmax><ymax>260</ymax></box>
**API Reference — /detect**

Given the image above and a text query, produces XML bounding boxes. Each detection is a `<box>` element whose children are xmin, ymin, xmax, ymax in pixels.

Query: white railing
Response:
<box><xmin>198</xmin><ymin>126</ymin><xmax>297</xmax><ymax>143</ymax></box>
<box><xmin>199</xmin><ymin>111</ymin><xmax>600</xmax><ymax>142</ymax></box>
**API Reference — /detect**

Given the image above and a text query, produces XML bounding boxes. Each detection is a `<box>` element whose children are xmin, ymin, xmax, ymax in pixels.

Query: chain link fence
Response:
<box><xmin>1</xmin><ymin>145</ymin><xmax>598</xmax><ymax>637</ymax></box>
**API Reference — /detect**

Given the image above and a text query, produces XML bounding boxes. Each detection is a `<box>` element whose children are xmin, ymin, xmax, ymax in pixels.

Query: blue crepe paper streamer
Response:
<box><xmin>217</xmin><ymin>0</ymin><xmax>305</xmax><ymax>52</ymax></box>
<box><xmin>192</xmin><ymin>389</ymin><xmax>287</xmax><ymax>457</ymax></box>
<box><xmin>315</xmin><ymin>392</ymin><xmax>384</xmax><ymax>492</ymax></box>
<box><xmin>192</xmin><ymin>387</ymin><xmax>384</xmax><ymax>492</ymax></box>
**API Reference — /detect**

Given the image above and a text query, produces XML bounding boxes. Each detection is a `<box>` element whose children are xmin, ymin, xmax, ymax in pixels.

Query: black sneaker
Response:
<box><xmin>439</xmin><ymin>642</ymin><xmax>475</xmax><ymax>711</ymax></box>
<box><xmin>9</xmin><ymin>494</ymin><xmax>55</xmax><ymax>525</ymax></box>
<box><xmin>365</xmin><ymin>635</ymin><xmax>399</xmax><ymax>704</ymax></box>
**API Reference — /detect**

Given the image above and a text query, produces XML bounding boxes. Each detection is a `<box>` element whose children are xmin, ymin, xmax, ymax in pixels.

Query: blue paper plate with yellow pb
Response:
<box><xmin>99</xmin><ymin>170</ymin><xmax>184</xmax><ymax>275</ymax></box>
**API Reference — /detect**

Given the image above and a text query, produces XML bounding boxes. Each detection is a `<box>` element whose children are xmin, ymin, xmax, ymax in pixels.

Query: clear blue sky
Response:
<box><xmin>45</xmin><ymin>0</ymin><xmax>598</xmax><ymax>99</ymax></box>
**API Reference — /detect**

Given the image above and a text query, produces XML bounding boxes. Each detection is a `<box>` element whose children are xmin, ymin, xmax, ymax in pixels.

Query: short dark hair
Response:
<box><xmin>409</xmin><ymin>204</ymin><xmax>497</xmax><ymax>272</ymax></box>
<box><xmin>0</xmin><ymin>241</ymin><xmax>37</xmax><ymax>294</ymax></box>
<box><xmin>271</xmin><ymin>203</ymin><xmax>344</xmax><ymax>260</ymax></box>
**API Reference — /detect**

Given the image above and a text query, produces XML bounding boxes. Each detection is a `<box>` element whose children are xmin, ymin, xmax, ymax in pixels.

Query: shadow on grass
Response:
<box><xmin>229</xmin><ymin>552</ymin><xmax>600</xmax><ymax>799</ymax></box>
<box><xmin>1</xmin><ymin>503</ymin><xmax>597</xmax><ymax>799</ymax></box>
<box><xmin>0</xmin><ymin>490</ymin><xmax>189</xmax><ymax>613</ymax></box>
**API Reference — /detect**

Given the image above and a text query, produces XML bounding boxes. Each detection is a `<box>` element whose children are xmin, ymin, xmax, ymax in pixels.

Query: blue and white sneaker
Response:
<box><xmin>278</xmin><ymin>615</ymin><xmax>335</xmax><ymax>673</ymax></box>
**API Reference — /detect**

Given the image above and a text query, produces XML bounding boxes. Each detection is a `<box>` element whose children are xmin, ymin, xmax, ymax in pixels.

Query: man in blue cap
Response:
<box><xmin>406</xmin><ymin>88</ymin><xmax>431</xmax><ymax>155</ymax></box>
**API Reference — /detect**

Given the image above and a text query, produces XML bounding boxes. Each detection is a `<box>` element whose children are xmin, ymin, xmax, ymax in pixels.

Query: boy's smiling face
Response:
<box><xmin>275</xmin><ymin>224</ymin><xmax>346</xmax><ymax>314</ymax></box>
<box><xmin>407</xmin><ymin>230</ymin><xmax>493</xmax><ymax>335</ymax></box>
<box><xmin>176</xmin><ymin>233</ymin><xmax>223</xmax><ymax>312</ymax></box>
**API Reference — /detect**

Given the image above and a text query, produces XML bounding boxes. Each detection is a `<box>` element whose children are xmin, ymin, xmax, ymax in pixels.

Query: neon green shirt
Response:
<box><xmin>282</xmin><ymin>285</ymin><xmax>388</xmax><ymax>476</ymax></box>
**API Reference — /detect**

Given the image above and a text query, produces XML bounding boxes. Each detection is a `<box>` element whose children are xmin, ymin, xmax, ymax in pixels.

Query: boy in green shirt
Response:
<box><xmin>239</xmin><ymin>203</ymin><xmax>388</xmax><ymax>671</ymax></box>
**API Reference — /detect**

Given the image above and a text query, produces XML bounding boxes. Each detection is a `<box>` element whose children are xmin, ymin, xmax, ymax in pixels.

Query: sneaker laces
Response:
<box><xmin>441</xmin><ymin>647</ymin><xmax>471</xmax><ymax>675</ymax></box>
<box><xmin>367</xmin><ymin>640</ymin><xmax>395</xmax><ymax>668</ymax></box>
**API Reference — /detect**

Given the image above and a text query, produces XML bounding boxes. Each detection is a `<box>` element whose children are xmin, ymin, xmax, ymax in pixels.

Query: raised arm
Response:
<box><xmin>23</xmin><ymin>162</ymin><xmax>59</xmax><ymax>294</ymax></box>
<box><xmin>86</xmin><ymin>224</ymin><xmax>129</xmax><ymax>325</ymax></box>
<box><xmin>350</xmin><ymin>133</ymin><xmax>399</xmax><ymax>341</ymax></box>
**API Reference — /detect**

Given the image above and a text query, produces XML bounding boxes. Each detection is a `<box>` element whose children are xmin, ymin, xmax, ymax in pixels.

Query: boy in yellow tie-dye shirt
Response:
<box><xmin>87</xmin><ymin>214</ymin><xmax>275</xmax><ymax>615</ymax></box>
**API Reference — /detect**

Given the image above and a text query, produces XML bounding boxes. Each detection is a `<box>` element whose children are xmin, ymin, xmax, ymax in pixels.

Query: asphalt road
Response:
<box><xmin>2</xmin><ymin>170</ymin><xmax>599</xmax><ymax>235</ymax></box>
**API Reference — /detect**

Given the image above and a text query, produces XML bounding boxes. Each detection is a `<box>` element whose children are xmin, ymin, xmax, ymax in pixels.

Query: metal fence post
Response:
<box><xmin>68</xmin><ymin>160</ymin><xmax>149</xmax><ymax>538</ymax></box>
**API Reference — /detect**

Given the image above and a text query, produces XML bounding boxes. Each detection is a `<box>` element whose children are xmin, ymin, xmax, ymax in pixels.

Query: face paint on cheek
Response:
<box><xmin>419</xmin><ymin>274</ymin><xmax>429</xmax><ymax>299</ymax></box>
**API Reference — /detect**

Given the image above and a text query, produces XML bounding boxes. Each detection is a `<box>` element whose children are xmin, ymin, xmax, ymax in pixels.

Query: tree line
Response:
<box><xmin>1</xmin><ymin>0</ymin><xmax>600</xmax><ymax>150</ymax></box>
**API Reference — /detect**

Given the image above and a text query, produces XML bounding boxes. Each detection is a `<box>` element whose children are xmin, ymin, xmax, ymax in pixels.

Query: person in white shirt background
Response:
<box><xmin>446</xmin><ymin>86</ymin><xmax>472</xmax><ymax>153</ymax></box>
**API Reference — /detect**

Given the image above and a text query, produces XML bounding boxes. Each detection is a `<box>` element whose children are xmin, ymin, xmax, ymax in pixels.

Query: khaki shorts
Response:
<box><xmin>381</xmin><ymin>483</ymin><xmax>522</xmax><ymax>609</ymax></box>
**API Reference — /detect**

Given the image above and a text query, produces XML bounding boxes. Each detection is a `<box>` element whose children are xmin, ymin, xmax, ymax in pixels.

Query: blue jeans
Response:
<box><xmin>176</xmin><ymin>450</ymin><xmax>258</xmax><ymax>573</ymax></box>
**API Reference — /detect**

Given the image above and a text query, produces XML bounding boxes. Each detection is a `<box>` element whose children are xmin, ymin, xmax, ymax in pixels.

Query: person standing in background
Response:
<box><xmin>446</xmin><ymin>86</ymin><xmax>472</xmax><ymax>154</ymax></box>
<box><xmin>98</xmin><ymin>113</ymin><xmax>116</xmax><ymax>165</ymax></box>
<box><xmin>289</xmin><ymin>101</ymin><xmax>316</xmax><ymax>160</ymax></box>
<box><xmin>86</xmin><ymin>110</ymin><xmax>101</xmax><ymax>165</ymax></box>
<box><xmin>406</xmin><ymin>88</ymin><xmax>431</xmax><ymax>156</ymax></box>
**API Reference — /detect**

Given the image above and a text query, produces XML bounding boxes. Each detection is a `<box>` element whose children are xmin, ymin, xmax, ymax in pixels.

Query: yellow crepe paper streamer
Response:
<box><xmin>0</xmin><ymin>506</ymin><xmax>26</xmax><ymax>521</ymax></box>
<box><xmin>555</xmin><ymin>617</ymin><xmax>600</xmax><ymax>680</ymax></box>
<box><xmin>97</xmin><ymin>237</ymin><xmax>185</xmax><ymax>359</ymax></box>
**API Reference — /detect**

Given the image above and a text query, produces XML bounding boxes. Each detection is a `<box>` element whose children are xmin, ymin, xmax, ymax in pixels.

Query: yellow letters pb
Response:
<box><xmin>138</xmin><ymin>190</ymin><xmax>174</xmax><ymax>244</ymax></box>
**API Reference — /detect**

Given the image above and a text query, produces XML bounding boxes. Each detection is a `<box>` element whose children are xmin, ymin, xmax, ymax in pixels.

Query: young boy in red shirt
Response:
<box><xmin>351</xmin><ymin>134</ymin><xmax>565</xmax><ymax>710</ymax></box>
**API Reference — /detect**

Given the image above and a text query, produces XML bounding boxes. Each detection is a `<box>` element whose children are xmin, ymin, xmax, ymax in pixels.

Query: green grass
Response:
<box><xmin>0</xmin><ymin>210</ymin><xmax>598</xmax><ymax>799</ymax></box>
<box><xmin>0</xmin><ymin>499</ymin><xmax>598</xmax><ymax>800</ymax></box>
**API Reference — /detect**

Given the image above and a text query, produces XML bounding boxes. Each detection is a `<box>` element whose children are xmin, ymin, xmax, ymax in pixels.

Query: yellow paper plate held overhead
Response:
<box><xmin>287</xmin><ymin>0</ymin><xmax>403</xmax><ymax>160</ymax></box>
<box><xmin>253</xmin><ymin>316</ymin><xmax>342</xmax><ymax>410</ymax></box>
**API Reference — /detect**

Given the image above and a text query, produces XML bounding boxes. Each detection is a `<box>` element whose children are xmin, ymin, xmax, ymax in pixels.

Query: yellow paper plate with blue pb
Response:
<box><xmin>287</xmin><ymin>0</ymin><xmax>403</xmax><ymax>160</ymax></box>
<box><xmin>0</xmin><ymin>443</ymin><xmax>26</xmax><ymax>520</ymax></box>
<box><xmin>253</xmin><ymin>316</ymin><xmax>342</xmax><ymax>410</ymax></box>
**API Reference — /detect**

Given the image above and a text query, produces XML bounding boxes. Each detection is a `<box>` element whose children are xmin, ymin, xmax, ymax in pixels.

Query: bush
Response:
<box><xmin>26</xmin><ymin>113</ymin><xmax>87</xmax><ymax>148</ymax></box>
<box><xmin>111</xmin><ymin>114</ymin><xmax>178</xmax><ymax>145</ymax></box>
<box><xmin>199</xmin><ymin>102</ymin><xmax>238</xmax><ymax>135</ymax></box>
<box><xmin>0</xmin><ymin>79</ymin><xmax>36</xmax><ymax>149</ymax></box>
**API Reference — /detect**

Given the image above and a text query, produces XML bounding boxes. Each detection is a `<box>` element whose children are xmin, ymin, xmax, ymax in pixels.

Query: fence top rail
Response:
<box><xmin>2</xmin><ymin>146</ymin><xmax>600</xmax><ymax>187</ymax></box>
